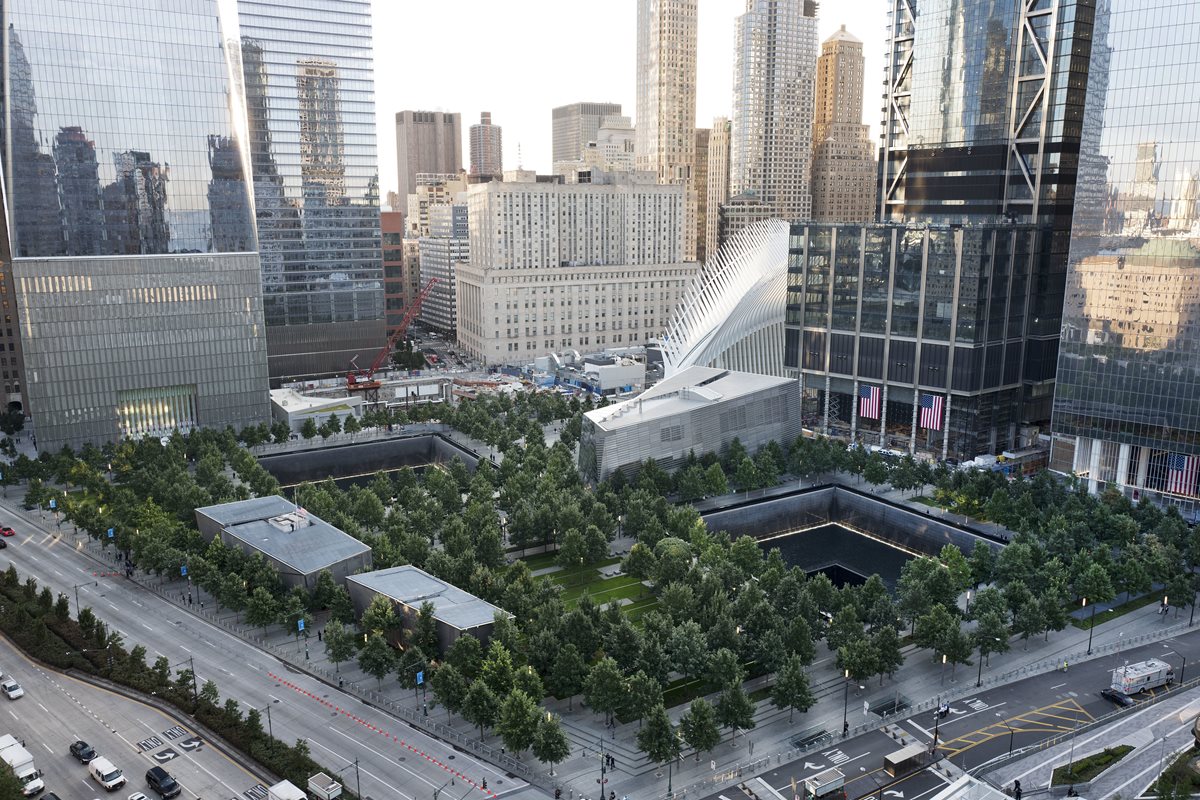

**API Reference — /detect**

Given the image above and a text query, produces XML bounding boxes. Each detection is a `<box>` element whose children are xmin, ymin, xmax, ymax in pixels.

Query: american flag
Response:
<box><xmin>919</xmin><ymin>393</ymin><xmax>945</xmax><ymax>430</ymax></box>
<box><xmin>1167</xmin><ymin>453</ymin><xmax>1199</xmax><ymax>496</ymax></box>
<box><xmin>859</xmin><ymin>385</ymin><xmax>881</xmax><ymax>419</ymax></box>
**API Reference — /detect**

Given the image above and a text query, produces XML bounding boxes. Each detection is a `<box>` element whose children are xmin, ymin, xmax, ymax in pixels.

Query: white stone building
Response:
<box><xmin>455</xmin><ymin>172</ymin><xmax>698</xmax><ymax>365</ymax></box>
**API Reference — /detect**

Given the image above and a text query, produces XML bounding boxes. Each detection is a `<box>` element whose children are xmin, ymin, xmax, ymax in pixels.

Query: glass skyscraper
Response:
<box><xmin>1049</xmin><ymin>0</ymin><xmax>1200</xmax><ymax>516</ymax></box>
<box><xmin>0</xmin><ymin>0</ymin><xmax>269</xmax><ymax>449</ymax></box>
<box><xmin>238</xmin><ymin>0</ymin><xmax>385</xmax><ymax>382</ymax></box>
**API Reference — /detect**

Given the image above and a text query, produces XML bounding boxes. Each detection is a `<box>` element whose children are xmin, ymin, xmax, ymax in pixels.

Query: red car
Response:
<box><xmin>0</xmin><ymin>527</ymin><xmax>14</xmax><ymax>537</ymax></box>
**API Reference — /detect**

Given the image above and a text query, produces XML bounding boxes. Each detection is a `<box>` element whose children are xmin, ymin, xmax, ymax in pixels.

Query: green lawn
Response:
<box><xmin>1052</xmin><ymin>745</ymin><xmax>1133</xmax><ymax>785</ymax></box>
<box><xmin>562</xmin><ymin>574</ymin><xmax>652</xmax><ymax>608</ymax></box>
<box><xmin>912</xmin><ymin>495</ymin><xmax>943</xmax><ymax>508</ymax></box>
<box><xmin>518</xmin><ymin>550</ymin><xmax>560</xmax><ymax>571</ymax></box>
<box><xmin>1071</xmin><ymin>593</ymin><xmax>1161</xmax><ymax>630</ymax></box>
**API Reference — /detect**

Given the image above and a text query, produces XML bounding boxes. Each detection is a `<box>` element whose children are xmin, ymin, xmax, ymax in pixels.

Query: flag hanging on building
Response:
<box><xmin>859</xmin><ymin>385</ymin><xmax>881</xmax><ymax>419</ymax></box>
<box><xmin>1167</xmin><ymin>453</ymin><xmax>1199</xmax><ymax>496</ymax></box>
<box><xmin>919</xmin><ymin>393</ymin><xmax>945</xmax><ymax>430</ymax></box>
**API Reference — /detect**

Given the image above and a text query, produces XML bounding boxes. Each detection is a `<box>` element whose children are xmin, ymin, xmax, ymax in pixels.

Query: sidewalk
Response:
<box><xmin>7</xmin><ymin>472</ymin><xmax>1195</xmax><ymax>800</ymax></box>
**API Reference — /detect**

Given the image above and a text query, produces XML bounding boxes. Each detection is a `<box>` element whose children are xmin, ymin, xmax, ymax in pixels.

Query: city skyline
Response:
<box><xmin>371</xmin><ymin>0</ymin><xmax>883</xmax><ymax>197</ymax></box>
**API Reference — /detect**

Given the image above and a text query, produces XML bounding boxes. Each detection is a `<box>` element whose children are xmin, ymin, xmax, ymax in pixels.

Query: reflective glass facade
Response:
<box><xmin>785</xmin><ymin>222</ymin><xmax>1055</xmax><ymax>460</ymax></box>
<box><xmin>238</xmin><ymin>0</ymin><xmax>384</xmax><ymax>381</ymax></box>
<box><xmin>1050</xmin><ymin>0</ymin><xmax>1200</xmax><ymax>515</ymax></box>
<box><xmin>2</xmin><ymin>2</ymin><xmax>256</xmax><ymax>256</ymax></box>
<box><xmin>0</xmin><ymin>0</ymin><xmax>270</xmax><ymax>450</ymax></box>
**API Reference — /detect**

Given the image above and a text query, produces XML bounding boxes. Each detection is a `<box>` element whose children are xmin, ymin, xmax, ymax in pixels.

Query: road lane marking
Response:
<box><xmin>41</xmin><ymin>742</ymin><xmax>51</xmax><ymax>753</ymax></box>
<box><xmin>180</xmin><ymin>646</ymin><xmax>192</xmax><ymax>653</ymax></box>
<box><xmin>37</xmin><ymin>703</ymin><xmax>49</xmax><ymax>713</ymax></box>
<box><xmin>7</xmin><ymin>709</ymin><xmax>17</xmax><ymax>720</ymax></box>
<box><xmin>1051</xmin><ymin>683</ymin><xmax>1067</xmax><ymax>689</ymax></box>
<box><xmin>52</xmin><ymin>569</ymin><xmax>63</xmax><ymax>577</ymax></box>
<box><xmin>330</xmin><ymin>726</ymin><xmax>440</xmax><ymax>789</ymax></box>
<box><xmin>141</xmin><ymin>623</ymin><xmax>153</xmax><ymax>631</ymax></box>
<box><xmin>308</xmin><ymin>737</ymin><xmax>415</xmax><ymax>800</ymax></box>
<box><xmin>906</xmin><ymin>719</ymin><xmax>932</xmax><ymax>739</ymax></box>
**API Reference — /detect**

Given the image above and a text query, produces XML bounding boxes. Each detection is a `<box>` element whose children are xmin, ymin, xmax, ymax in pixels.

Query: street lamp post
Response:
<box><xmin>842</xmin><ymin>670</ymin><xmax>851</xmax><ymax>737</ymax></box>
<box><xmin>1082</xmin><ymin>598</ymin><xmax>1096</xmax><ymax>655</ymax></box>
<box><xmin>1001</xmin><ymin>716</ymin><xmax>1015</xmax><ymax>756</ymax></box>
<box><xmin>72</xmin><ymin>581</ymin><xmax>97</xmax><ymax>618</ymax></box>
<box><xmin>940</xmin><ymin>653</ymin><xmax>948</xmax><ymax>687</ymax></box>
<box><xmin>977</xmin><ymin>637</ymin><xmax>1002</xmax><ymax>688</ymax></box>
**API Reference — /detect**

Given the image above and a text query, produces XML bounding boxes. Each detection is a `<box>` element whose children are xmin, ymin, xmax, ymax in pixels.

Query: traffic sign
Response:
<box><xmin>297</xmin><ymin>618</ymin><xmax>305</xmax><ymax>632</ymax></box>
<box><xmin>107</xmin><ymin>528</ymin><xmax>114</xmax><ymax>538</ymax></box>
<box><xmin>416</xmin><ymin>670</ymin><xmax>424</xmax><ymax>685</ymax></box>
<box><xmin>180</xmin><ymin>565</ymin><xmax>188</xmax><ymax>577</ymax></box>
<box><xmin>49</xmin><ymin>498</ymin><xmax>56</xmax><ymax>509</ymax></box>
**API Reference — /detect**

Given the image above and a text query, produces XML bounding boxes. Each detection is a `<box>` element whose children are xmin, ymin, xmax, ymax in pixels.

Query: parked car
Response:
<box><xmin>0</xmin><ymin>540</ymin><xmax>8</xmax><ymax>548</ymax></box>
<box><xmin>1</xmin><ymin>678</ymin><xmax>24</xmax><ymax>699</ymax></box>
<box><xmin>71</xmin><ymin>740</ymin><xmax>98</xmax><ymax>763</ymax></box>
<box><xmin>128</xmin><ymin>793</ymin><xmax>149</xmax><ymax>800</ymax></box>
<box><xmin>1100</xmin><ymin>688</ymin><xmax>1135</xmax><ymax>707</ymax></box>
<box><xmin>0</xmin><ymin>526</ymin><xmax>14</xmax><ymax>536</ymax></box>
<box><xmin>144</xmin><ymin>767</ymin><xmax>180</xmax><ymax>799</ymax></box>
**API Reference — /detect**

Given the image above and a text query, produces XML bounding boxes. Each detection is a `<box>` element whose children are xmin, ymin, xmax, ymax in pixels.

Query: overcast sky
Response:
<box><xmin>371</xmin><ymin>0</ymin><xmax>885</xmax><ymax>197</ymax></box>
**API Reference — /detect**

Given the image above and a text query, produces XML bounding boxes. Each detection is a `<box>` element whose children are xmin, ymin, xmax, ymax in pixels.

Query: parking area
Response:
<box><xmin>0</xmin><ymin>634</ymin><xmax>269</xmax><ymax>800</ymax></box>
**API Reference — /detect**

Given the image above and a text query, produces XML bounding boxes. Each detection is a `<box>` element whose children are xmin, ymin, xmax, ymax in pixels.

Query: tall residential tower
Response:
<box><xmin>552</xmin><ymin>102</ymin><xmax>622</xmax><ymax>164</ymax></box>
<box><xmin>810</xmin><ymin>26</ymin><xmax>875</xmax><ymax>223</ymax></box>
<box><xmin>729</xmin><ymin>0</ymin><xmax>819</xmax><ymax>221</ymax></box>
<box><xmin>469</xmin><ymin>112</ymin><xmax>503</xmax><ymax>179</ymax></box>
<box><xmin>635</xmin><ymin>0</ymin><xmax>699</xmax><ymax>261</ymax></box>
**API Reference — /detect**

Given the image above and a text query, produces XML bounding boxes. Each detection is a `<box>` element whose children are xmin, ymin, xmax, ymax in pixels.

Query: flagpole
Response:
<box><xmin>941</xmin><ymin>394</ymin><xmax>952</xmax><ymax>461</ymax></box>
<box><xmin>850</xmin><ymin>380</ymin><xmax>860</xmax><ymax>443</ymax></box>
<box><xmin>910</xmin><ymin>388</ymin><xmax>919</xmax><ymax>455</ymax></box>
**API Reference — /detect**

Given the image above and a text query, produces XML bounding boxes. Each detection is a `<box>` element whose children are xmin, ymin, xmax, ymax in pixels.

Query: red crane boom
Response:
<box><xmin>347</xmin><ymin>277</ymin><xmax>439</xmax><ymax>392</ymax></box>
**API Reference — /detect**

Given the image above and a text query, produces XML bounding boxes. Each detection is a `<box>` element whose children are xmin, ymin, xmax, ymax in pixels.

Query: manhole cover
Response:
<box><xmin>448</xmin><ymin>755</ymin><xmax>455</xmax><ymax>760</ymax></box>
<box><xmin>399</xmin><ymin>757</ymin><xmax>406</xmax><ymax>762</ymax></box>
<box><xmin>331</xmin><ymin>712</ymin><xmax>337</xmax><ymax>717</ymax></box>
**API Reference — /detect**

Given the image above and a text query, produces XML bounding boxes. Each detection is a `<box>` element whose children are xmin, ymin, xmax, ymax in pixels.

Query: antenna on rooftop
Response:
<box><xmin>517</xmin><ymin>142</ymin><xmax>523</xmax><ymax>170</ymax></box>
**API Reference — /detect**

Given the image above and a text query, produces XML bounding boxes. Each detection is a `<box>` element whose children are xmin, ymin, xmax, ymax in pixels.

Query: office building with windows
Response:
<box><xmin>239</xmin><ymin>0</ymin><xmax>384</xmax><ymax>383</ymax></box>
<box><xmin>636</xmin><ymin>0</ymin><xmax>699</xmax><ymax>261</ymax></box>
<box><xmin>874</xmin><ymin>0</ymin><xmax>1097</xmax><ymax>442</ymax></box>
<box><xmin>469</xmin><ymin>112</ymin><xmax>502</xmax><ymax>179</ymax></box>
<box><xmin>1049</xmin><ymin>0</ymin><xmax>1200</xmax><ymax>516</ymax></box>
<box><xmin>785</xmin><ymin>222</ymin><xmax>1058</xmax><ymax>461</ymax></box>
<box><xmin>382</xmin><ymin>211</ymin><xmax>419</xmax><ymax>339</ymax></box>
<box><xmin>455</xmin><ymin>171</ymin><xmax>698</xmax><ymax>365</ymax></box>
<box><xmin>706</xmin><ymin>117</ymin><xmax>732</xmax><ymax>260</ymax></box>
<box><xmin>396</xmin><ymin>111</ymin><xmax>463</xmax><ymax>203</ymax></box>
<box><xmin>552</xmin><ymin>102</ymin><xmax>623</xmax><ymax>165</ymax></box>
<box><xmin>811</xmin><ymin>26</ymin><xmax>875</xmax><ymax>223</ymax></box>
<box><xmin>418</xmin><ymin>203</ymin><xmax>468</xmax><ymax>335</ymax></box>
<box><xmin>1</xmin><ymin>0</ymin><xmax>270</xmax><ymax>449</ymax></box>
<box><xmin>730</xmin><ymin>0</ymin><xmax>819</xmax><ymax>221</ymax></box>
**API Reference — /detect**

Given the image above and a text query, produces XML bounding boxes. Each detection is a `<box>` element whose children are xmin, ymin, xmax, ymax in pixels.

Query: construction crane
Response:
<box><xmin>346</xmin><ymin>277</ymin><xmax>439</xmax><ymax>402</ymax></box>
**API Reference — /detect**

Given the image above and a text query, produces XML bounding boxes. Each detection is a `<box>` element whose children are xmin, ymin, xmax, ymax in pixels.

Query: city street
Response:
<box><xmin>703</xmin><ymin>631</ymin><xmax>1200</xmax><ymax>800</ymax></box>
<box><xmin>0</xmin><ymin>632</ymin><xmax>267</xmax><ymax>800</ymax></box>
<box><xmin>0</xmin><ymin>501</ymin><xmax>535</xmax><ymax>800</ymax></box>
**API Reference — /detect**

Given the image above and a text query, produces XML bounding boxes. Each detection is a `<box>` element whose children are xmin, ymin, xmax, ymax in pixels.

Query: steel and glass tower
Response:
<box><xmin>1050</xmin><ymin>0</ymin><xmax>1200</xmax><ymax>515</ymax></box>
<box><xmin>238</xmin><ymin>0</ymin><xmax>385</xmax><ymax>383</ymax></box>
<box><xmin>0</xmin><ymin>0</ymin><xmax>270</xmax><ymax>449</ymax></box>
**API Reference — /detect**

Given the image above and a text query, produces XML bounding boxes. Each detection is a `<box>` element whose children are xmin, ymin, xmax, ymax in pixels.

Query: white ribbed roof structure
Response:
<box><xmin>661</xmin><ymin>218</ymin><xmax>790</xmax><ymax>377</ymax></box>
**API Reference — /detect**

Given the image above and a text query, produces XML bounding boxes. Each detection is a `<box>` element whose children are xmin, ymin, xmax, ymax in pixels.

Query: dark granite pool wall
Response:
<box><xmin>701</xmin><ymin>485</ymin><xmax>1003</xmax><ymax>559</ymax></box>
<box><xmin>258</xmin><ymin>435</ymin><xmax>480</xmax><ymax>487</ymax></box>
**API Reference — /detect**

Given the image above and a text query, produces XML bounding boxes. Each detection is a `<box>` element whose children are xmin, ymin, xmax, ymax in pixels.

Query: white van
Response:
<box><xmin>89</xmin><ymin>756</ymin><xmax>126</xmax><ymax>791</ymax></box>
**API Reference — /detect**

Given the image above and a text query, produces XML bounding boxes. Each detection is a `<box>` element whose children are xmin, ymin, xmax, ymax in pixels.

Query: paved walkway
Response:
<box><xmin>987</xmin><ymin>685</ymin><xmax>1200</xmax><ymax>800</ymax></box>
<box><xmin>7</xmin><ymin>456</ymin><xmax>1196</xmax><ymax>800</ymax></box>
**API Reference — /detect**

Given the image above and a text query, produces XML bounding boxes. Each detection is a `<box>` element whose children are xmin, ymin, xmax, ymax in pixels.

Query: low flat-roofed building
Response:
<box><xmin>579</xmin><ymin>365</ymin><xmax>800</xmax><ymax>482</ymax></box>
<box><xmin>270</xmin><ymin>388</ymin><xmax>363</xmax><ymax>433</ymax></box>
<box><xmin>346</xmin><ymin>565</ymin><xmax>510</xmax><ymax>652</ymax></box>
<box><xmin>195</xmin><ymin>496</ymin><xmax>372</xmax><ymax>590</ymax></box>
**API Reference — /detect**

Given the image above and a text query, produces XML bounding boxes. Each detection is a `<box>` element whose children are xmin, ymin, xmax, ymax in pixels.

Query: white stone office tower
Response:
<box><xmin>636</xmin><ymin>0</ymin><xmax>699</xmax><ymax>261</ymax></box>
<box><xmin>469</xmin><ymin>112</ymin><xmax>502</xmax><ymax>179</ymax></box>
<box><xmin>706</xmin><ymin>117</ymin><xmax>732</xmax><ymax>260</ymax></box>
<box><xmin>395</xmin><ymin>111</ymin><xmax>462</xmax><ymax>202</ymax></box>
<box><xmin>730</xmin><ymin>0</ymin><xmax>819</xmax><ymax>220</ymax></box>
<box><xmin>811</xmin><ymin>26</ymin><xmax>875</xmax><ymax>222</ymax></box>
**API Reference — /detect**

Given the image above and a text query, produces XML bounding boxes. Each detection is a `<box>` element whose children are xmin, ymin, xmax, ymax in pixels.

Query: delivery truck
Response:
<box><xmin>0</xmin><ymin>733</ymin><xmax>45</xmax><ymax>796</ymax></box>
